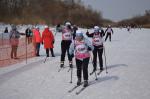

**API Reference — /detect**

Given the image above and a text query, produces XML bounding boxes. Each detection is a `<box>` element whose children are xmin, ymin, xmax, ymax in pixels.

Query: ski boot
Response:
<box><xmin>77</xmin><ymin>78</ymin><xmax>81</xmax><ymax>86</ymax></box>
<box><xmin>83</xmin><ymin>80</ymin><xmax>88</xmax><ymax>87</ymax></box>
<box><xmin>60</xmin><ymin>61</ymin><xmax>64</xmax><ymax>68</ymax></box>
<box><xmin>52</xmin><ymin>55</ymin><xmax>55</xmax><ymax>57</ymax></box>
<box><xmin>100</xmin><ymin>67</ymin><xmax>104</xmax><ymax>72</ymax></box>
<box><xmin>93</xmin><ymin>67</ymin><xmax>97</xmax><ymax>72</ymax></box>
<box><xmin>47</xmin><ymin>54</ymin><xmax>49</xmax><ymax>57</ymax></box>
<box><xmin>69</xmin><ymin>61</ymin><xmax>73</xmax><ymax>68</ymax></box>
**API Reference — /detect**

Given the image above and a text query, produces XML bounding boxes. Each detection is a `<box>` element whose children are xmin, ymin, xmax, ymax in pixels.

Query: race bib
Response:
<box><xmin>62</xmin><ymin>32</ymin><xmax>72</xmax><ymax>40</ymax></box>
<box><xmin>76</xmin><ymin>44</ymin><xmax>87</xmax><ymax>54</ymax></box>
<box><xmin>92</xmin><ymin>34</ymin><xmax>103</xmax><ymax>46</ymax></box>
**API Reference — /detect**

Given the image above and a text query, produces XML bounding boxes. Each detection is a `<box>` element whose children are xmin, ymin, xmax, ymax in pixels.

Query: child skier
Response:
<box><xmin>69</xmin><ymin>30</ymin><xmax>94</xmax><ymax>87</ymax></box>
<box><xmin>86</xmin><ymin>26</ymin><xmax>105</xmax><ymax>73</ymax></box>
<box><xmin>60</xmin><ymin>22</ymin><xmax>73</xmax><ymax>68</ymax></box>
<box><xmin>105</xmin><ymin>25</ymin><xmax>113</xmax><ymax>42</ymax></box>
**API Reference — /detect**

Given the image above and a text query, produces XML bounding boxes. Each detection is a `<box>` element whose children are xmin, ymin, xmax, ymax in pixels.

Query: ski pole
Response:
<box><xmin>103</xmin><ymin>46</ymin><xmax>108</xmax><ymax>74</ymax></box>
<box><xmin>95</xmin><ymin>72</ymin><xmax>98</xmax><ymax>80</ymax></box>
<box><xmin>68</xmin><ymin>67</ymin><xmax>71</xmax><ymax>72</ymax></box>
<box><xmin>70</xmin><ymin>67</ymin><xmax>73</xmax><ymax>83</ymax></box>
<box><xmin>43</xmin><ymin>56</ymin><xmax>48</xmax><ymax>63</ymax></box>
<box><xmin>58</xmin><ymin>68</ymin><xmax>62</xmax><ymax>72</ymax></box>
<box><xmin>2</xmin><ymin>33</ymin><xmax>3</xmax><ymax>46</ymax></box>
<box><xmin>25</xmin><ymin>37</ymin><xmax>27</xmax><ymax>64</ymax></box>
<box><xmin>90</xmin><ymin>52</ymin><xmax>98</xmax><ymax>80</ymax></box>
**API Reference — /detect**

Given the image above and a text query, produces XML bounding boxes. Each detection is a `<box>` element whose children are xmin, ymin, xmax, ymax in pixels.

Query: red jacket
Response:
<box><xmin>42</xmin><ymin>28</ymin><xmax>54</xmax><ymax>49</ymax></box>
<box><xmin>33</xmin><ymin>29</ymin><xmax>42</xmax><ymax>43</ymax></box>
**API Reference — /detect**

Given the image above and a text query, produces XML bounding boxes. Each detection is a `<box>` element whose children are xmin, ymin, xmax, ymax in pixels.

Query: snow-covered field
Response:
<box><xmin>0</xmin><ymin>27</ymin><xmax>150</xmax><ymax>99</ymax></box>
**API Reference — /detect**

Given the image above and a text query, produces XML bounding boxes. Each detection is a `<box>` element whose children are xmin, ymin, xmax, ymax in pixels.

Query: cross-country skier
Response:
<box><xmin>127</xmin><ymin>26</ymin><xmax>131</xmax><ymax>32</ymax></box>
<box><xmin>72</xmin><ymin>25</ymin><xmax>78</xmax><ymax>40</ymax></box>
<box><xmin>25</xmin><ymin>27</ymin><xmax>33</xmax><ymax>44</ymax></box>
<box><xmin>86</xmin><ymin>26</ymin><xmax>105</xmax><ymax>73</ymax></box>
<box><xmin>42</xmin><ymin>25</ymin><xmax>55</xmax><ymax>57</ymax></box>
<box><xmin>105</xmin><ymin>25</ymin><xmax>113</xmax><ymax>42</ymax></box>
<box><xmin>60</xmin><ymin>22</ymin><xmax>73</xmax><ymax>68</ymax></box>
<box><xmin>69</xmin><ymin>30</ymin><xmax>94</xmax><ymax>87</ymax></box>
<box><xmin>4</xmin><ymin>27</ymin><xmax>8</xmax><ymax>33</ymax></box>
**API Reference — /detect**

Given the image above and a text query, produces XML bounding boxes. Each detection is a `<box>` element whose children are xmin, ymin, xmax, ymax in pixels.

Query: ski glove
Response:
<box><xmin>70</xmin><ymin>54</ymin><xmax>74</xmax><ymax>58</ymax></box>
<box><xmin>88</xmin><ymin>47</ymin><xmax>92</xmax><ymax>51</ymax></box>
<box><xmin>53</xmin><ymin>40</ymin><xmax>55</xmax><ymax>44</ymax></box>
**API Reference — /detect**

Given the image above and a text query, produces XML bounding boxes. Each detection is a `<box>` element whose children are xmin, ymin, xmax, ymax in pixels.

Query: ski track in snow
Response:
<box><xmin>0</xmin><ymin>26</ymin><xmax>150</xmax><ymax>99</ymax></box>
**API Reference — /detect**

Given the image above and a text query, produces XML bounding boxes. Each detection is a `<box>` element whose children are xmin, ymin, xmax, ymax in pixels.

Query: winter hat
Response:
<box><xmin>65</xmin><ymin>22</ymin><xmax>71</xmax><ymax>26</ymax></box>
<box><xmin>94</xmin><ymin>26</ymin><xmax>100</xmax><ymax>33</ymax></box>
<box><xmin>44</xmin><ymin>25</ymin><xmax>49</xmax><ymax>29</ymax></box>
<box><xmin>76</xmin><ymin>30</ymin><xmax>83</xmax><ymax>37</ymax></box>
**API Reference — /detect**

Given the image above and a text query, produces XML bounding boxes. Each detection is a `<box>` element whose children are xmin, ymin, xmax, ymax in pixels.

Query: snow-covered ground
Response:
<box><xmin>0</xmin><ymin>27</ymin><xmax>150</xmax><ymax>99</ymax></box>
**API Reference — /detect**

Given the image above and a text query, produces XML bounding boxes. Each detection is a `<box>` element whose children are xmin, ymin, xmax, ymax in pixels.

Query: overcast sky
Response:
<box><xmin>81</xmin><ymin>0</ymin><xmax>150</xmax><ymax>22</ymax></box>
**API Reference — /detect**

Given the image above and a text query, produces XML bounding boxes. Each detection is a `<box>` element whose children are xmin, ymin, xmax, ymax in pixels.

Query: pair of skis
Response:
<box><xmin>68</xmin><ymin>70</ymin><xmax>103</xmax><ymax>95</ymax></box>
<box><xmin>58</xmin><ymin>66</ymin><xmax>73</xmax><ymax>72</ymax></box>
<box><xmin>90</xmin><ymin>70</ymin><xmax>103</xmax><ymax>76</ymax></box>
<box><xmin>68</xmin><ymin>83</ymin><xmax>88</xmax><ymax>95</ymax></box>
<box><xmin>89</xmin><ymin>69</ymin><xmax>103</xmax><ymax>81</ymax></box>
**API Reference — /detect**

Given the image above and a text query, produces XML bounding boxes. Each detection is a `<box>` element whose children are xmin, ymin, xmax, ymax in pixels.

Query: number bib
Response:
<box><xmin>62</xmin><ymin>28</ymin><xmax>72</xmax><ymax>40</ymax></box>
<box><xmin>76</xmin><ymin>44</ymin><xmax>87</xmax><ymax>54</ymax></box>
<box><xmin>62</xmin><ymin>32</ymin><xmax>72</xmax><ymax>40</ymax></box>
<box><xmin>75</xmin><ymin>40</ymin><xmax>90</xmax><ymax>59</ymax></box>
<box><xmin>92</xmin><ymin>34</ymin><xmax>103</xmax><ymax>46</ymax></box>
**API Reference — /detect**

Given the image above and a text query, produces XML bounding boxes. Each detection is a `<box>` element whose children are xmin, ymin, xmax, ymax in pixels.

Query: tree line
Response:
<box><xmin>0</xmin><ymin>0</ymin><xmax>113</xmax><ymax>27</ymax></box>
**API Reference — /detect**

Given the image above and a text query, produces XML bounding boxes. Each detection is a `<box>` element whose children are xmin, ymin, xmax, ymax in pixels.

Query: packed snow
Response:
<box><xmin>0</xmin><ymin>26</ymin><xmax>150</xmax><ymax>99</ymax></box>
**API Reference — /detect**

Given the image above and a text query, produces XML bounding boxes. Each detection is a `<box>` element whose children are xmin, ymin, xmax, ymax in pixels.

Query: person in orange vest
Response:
<box><xmin>32</xmin><ymin>26</ymin><xmax>42</xmax><ymax>56</ymax></box>
<box><xmin>42</xmin><ymin>26</ymin><xmax>55</xmax><ymax>57</ymax></box>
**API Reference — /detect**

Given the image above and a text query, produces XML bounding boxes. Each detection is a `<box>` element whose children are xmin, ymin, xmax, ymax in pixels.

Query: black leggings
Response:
<box><xmin>76</xmin><ymin>58</ymin><xmax>90</xmax><ymax>81</ymax></box>
<box><xmin>36</xmin><ymin>43</ymin><xmax>40</xmax><ymax>56</ymax></box>
<box><xmin>61</xmin><ymin>40</ymin><xmax>72</xmax><ymax>61</ymax></box>
<box><xmin>105</xmin><ymin>33</ymin><xmax>111</xmax><ymax>41</ymax></box>
<box><xmin>93</xmin><ymin>48</ymin><xmax>103</xmax><ymax>70</ymax></box>
<box><xmin>46</xmin><ymin>48</ymin><xmax>54</xmax><ymax>56</ymax></box>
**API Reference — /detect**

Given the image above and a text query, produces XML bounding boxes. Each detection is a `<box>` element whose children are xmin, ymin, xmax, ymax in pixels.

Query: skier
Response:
<box><xmin>72</xmin><ymin>25</ymin><xmax>78</xmax><ymax>40</ymax></box>
<box><xmin>25</xmin><ymin>27</ymin><xmax>33</xmax><ymax>44</ymax></box>
<box><xmin>42</xmin><ymin>25</ymin><xmax>55</xmax><ymax>57</ymax></box>
<box><xmin>60</xmin><ymin>22</ymin><xmax>73</xmax><ymax>68</ymax></box>
<box><xmin>4</xmin><ymin>27</ymin><xmax>8</xmax><ymax>33</ymax></box>
<box><xmin>105</xmin><ymin>25</ymin><xmax>113</xmax><ymax>42</ymax></box>
<box><xmin>9</xmin><ymin>25</ymin><xmax>21</xmax><ymax>59</ymax></box>
<box><xmin>32</xmin><ymin>26</ymin><xmax>42</xmax><ymax>56</ymax></box>
<box><xmin>127</xmin><ymin>26</ymin><xmax>131</xmax><ymax>32</ymax></box>
<box><xmin>69</xmin><ymin>30</ymin><xmax>94</xmax><ymax>87</ymax></box>
<box><xmin>56</xmin><ymin>24</ymin><xmax>62</xmax><ymax>32</ymax></box>
<box><xmin>86</xmin><ymin>26</ymin><xmax>105</xmax><ymax>73</ymax></box>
